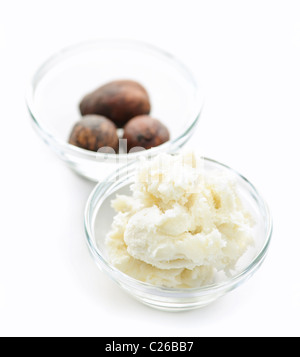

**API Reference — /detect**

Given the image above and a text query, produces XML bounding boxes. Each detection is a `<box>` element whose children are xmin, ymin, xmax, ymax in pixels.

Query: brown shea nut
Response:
<box><xmin>123</xmin><ymin>115</ymin><xmax>170</xmax><ymax>152</ymax></box>
<box><xmin>79</xmin><ymin>80</ymin><xmax>151</xmax><ymax>128</ymax></box>
<box><xmin>69</xmin><ymin>115</ymin><xmax>119</xmax><ymax>153</ymax></box>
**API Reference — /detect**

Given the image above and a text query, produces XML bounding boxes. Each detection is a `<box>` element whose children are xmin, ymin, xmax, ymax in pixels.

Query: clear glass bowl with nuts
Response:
<box><xmin>26</xmin><ymin>39</ymin><xmax>204</xmax><ymax>182</ymax></box>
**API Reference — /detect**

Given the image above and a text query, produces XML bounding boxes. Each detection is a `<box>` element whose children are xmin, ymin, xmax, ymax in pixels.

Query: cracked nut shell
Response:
<box><xmin>69</xmin><ymin>115</ymin><xmax>119</xmax><ymax>153</ymax></box>
<box><xmin>123</xmin><ymin>115</ymin><xmax>170</xmax><ymax>152</ymax></box>
<box><xmin>79</xmin><ymin>80</ymin><xmax>151</xmax><ymax>128</ymax></box>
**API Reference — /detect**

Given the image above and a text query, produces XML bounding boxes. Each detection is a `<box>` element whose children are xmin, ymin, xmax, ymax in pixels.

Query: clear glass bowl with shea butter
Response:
<box><xmin>84</xmin><ymin>155</ymin><xmax>272</xmax><ymax>311</ymax></box>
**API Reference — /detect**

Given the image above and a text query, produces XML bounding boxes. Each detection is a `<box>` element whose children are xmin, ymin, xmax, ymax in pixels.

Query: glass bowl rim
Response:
<box><xmin>84</xmin><ymin>156</ymin><xmax>273</xmax><ymax>297</ymax></box>
<box><xmin>25</xmin><ymin>38</ymin><xmax>204</xmax><ymax>162</ymax></box>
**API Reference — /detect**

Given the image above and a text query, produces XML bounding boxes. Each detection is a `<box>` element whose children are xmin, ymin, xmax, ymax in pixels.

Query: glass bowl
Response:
<box><xmin>26</xmin><ymin>39</ymin><xmax>204</xmax><ymax>182</ymax></box>
<box><xmin>84</xmin><ymin>157</ymin><xmax>272</xmax><ymax>311</ymax></box>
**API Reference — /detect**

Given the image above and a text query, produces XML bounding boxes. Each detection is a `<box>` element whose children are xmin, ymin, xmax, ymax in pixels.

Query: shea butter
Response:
<box><xmin>105</xmin><ymin>152</ymin><xmax>254</xmax><ymax>288</ymax></box>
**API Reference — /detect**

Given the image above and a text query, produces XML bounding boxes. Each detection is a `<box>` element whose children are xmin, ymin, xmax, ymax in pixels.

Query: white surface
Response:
<box><xmin>0</xmin><ymin>0</ymin><xmax>299</xmax><ymax>337</ymax></box>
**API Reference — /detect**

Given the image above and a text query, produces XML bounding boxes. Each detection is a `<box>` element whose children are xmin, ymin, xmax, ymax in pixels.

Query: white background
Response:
<box><xmin>1</xmin><ymin>0</ymin><xmax>300</xmax><ymax>337</ymax></box>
